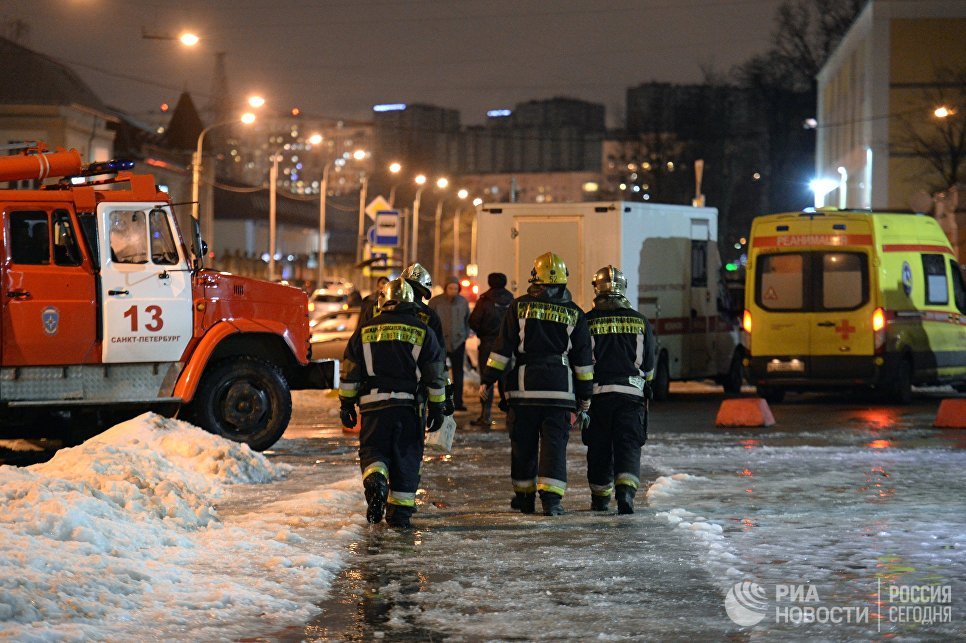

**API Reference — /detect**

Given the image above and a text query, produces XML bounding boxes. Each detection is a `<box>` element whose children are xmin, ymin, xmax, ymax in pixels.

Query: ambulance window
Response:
<box><xmin>950</xmin><ymin>260</ymin><xmax>966</xmax><ymax>314</ymax></box>
<box><xmin>921</xmin><ymin>254</ymin><xmax>948</xmax><ymax>305</ymax></box>
<box><xmin>9</xmin><ymin>211</ymin><xmax>50</xmax><ymax>265</ymax></box>
<box><xmin>148</xmin><ymin>208</ymin><xmax>179</xmax><ymax>265</ymax></box>
<box><xmin>109</xmin><ymin>210</ymin><xmax>148</xmax><ymax>264</ymax></box>
<box><xmin>757</xmin><ymin>253</ymin><xmax>804</xmax><ymax>311</ymax></box>
<box><xmin>52</xmin><ymin>209</ymin><xmax>82</xmax><ymax>266</ymax></box>
<box><xmin>691</xmin><ymin>241</ymin><xmax>708</xmax><ymax>287</ymax></box>
<box><xmin>820</xmin><ymin>252</ymin><xmax>867</xmax><ymax>310</ymax></box>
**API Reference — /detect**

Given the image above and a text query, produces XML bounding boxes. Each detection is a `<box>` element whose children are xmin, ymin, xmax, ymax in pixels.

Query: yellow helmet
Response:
<box><xmin>592</xmin><ymin>265</ymin><xmax>627</xmax><ymax>297</ymax></box>
<box><xmin>529</xmin><ymin>251</ymin><xmax>569</xmax><ymax>285</ymax></box>
<box><xmin>401</xmin><ymin>262</ymin><xmax>433</xmax><ymax>299</ymax></box>
<box><xmin>377</xmin><ymin>278</ymin><xmax>414</xmax><ymax>312</ymax></box>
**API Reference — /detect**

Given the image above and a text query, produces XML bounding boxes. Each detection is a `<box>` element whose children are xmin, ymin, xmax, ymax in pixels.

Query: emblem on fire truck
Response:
<box><xmin>42</xmin><ymin>306</ymin><xmax>60</xmax><ymax>336</ymax></box>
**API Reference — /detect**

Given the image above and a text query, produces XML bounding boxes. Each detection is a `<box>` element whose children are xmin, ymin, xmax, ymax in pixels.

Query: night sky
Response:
<box><xmin>8</xmin><ymin>0</ymin><xmax>784</xmax><ymax>126</ymax></box>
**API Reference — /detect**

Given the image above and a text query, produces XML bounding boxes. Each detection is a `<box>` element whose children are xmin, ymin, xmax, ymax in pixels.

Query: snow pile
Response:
<box><xmin>0</xmin><ymin>412</ymin><xmax>365</xmax><ymax>640</ymax></box>
<box><xmin>647</xmin><ymin>473</ymin><xmax>747</xmax><ymax>585</ymax></box>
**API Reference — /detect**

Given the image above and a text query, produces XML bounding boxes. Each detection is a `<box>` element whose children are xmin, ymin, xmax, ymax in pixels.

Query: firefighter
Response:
<box><xmin>480</xmin><ymin>252</ymin><xmax>594</xmax><ymax>516</ymax></box>
<box><xmin>584</xmin><ymin>265</ymin><xmax>655</xmax><ymax>515</ymax></box>
<box><xmin>358</xmin><ymin>275</ymin><xmax>390</xmax><ymax>325</ymax></box>
<box><xmin>339</xmin><ymin>278</ymin><xmax>447</xmax><ymax>529</ymax></box>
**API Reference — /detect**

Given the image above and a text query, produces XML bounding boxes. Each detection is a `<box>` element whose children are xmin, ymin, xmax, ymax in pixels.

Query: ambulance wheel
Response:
<box><xmin>756</xmin><ymin>385</ymin><xmax>785</xmax><ymax>404</ymax></box>
<box><xmin>652</xmin><ymin>352</ymin><xmax>670</xmax><ymax>401</ymax></box>
<box><xmin>191</xmin><ymin>356</ymin><xmax>292</xmax><ymax>451</ymax></box>
<box><xmin>722</xmin><ymin>351</ymin><xmax>744</xmax><ymax>394</ymax></box>
<box><xmin>891</xmin><ymin>358</ymin><xmax>913</xmax><ymax>405</ymax></box>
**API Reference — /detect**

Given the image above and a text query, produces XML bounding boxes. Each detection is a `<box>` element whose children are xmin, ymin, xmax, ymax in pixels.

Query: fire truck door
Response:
<box><xmin>1</xmin><ymin>208</ymin><xmax>97</xmax><ymax>366</ymax></box>
<box><xmin>98</xmin><ymin>204</ymin><xmax>192</xmax><ymax>363</ymax></box>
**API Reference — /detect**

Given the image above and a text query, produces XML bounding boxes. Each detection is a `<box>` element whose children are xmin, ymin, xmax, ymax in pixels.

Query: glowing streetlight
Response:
<box><xmin>453</xmin><ymin>189</ymin><xmax>470</xmax><ymax>273</ymax></box>
<box><xmin>247</xmin><ymin>95</ymin><xmax>266</xmax><ymax>109</ymax></box>
<box><xmin>353</xmin><ymin>149</ymin><xmax>367</xmax><ymax>161</ymax></box>
<box><xmin>179</xmin><ymin>32</ymin><xmax>200</xmax><ymax>47</ymax></box>
<box><xmin>308</xmin><ymin>133</ymin><xmax>323</xmax><ymax>146</ymax></box>
<box><xmin>934</xmin><ymin>106</ymin><xmax>953</xmax><ymax>119</ymax></box>
<box><xmin>432</xmin><ymin>178</ymin><xmax>452</xmax><ymax>277</ymax></box>
<box><xmin>411</xmin><ymin>175</ymin><xmax>428</xmax><ymax>264</ymax></box>
<box><xmin>240</xmin><ymin>111</ymin><xmax>256</xmax><ymax>125</ymax></box>
<box><xmin>809</xmin><ymin>177</ymin><xmax>838</xmax><ymax>208</ymax></box>
<box><xmin>388</xmin><ymin>162</ymin><xmax>403</xmax><ymax>206</ymax></box>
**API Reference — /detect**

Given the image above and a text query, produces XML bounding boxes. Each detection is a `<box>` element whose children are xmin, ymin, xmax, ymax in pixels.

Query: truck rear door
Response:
<box><xmin>514</xmin><ymin>216</ymin><xmax>584</xmax><ymax>306</ymax></box>
<box><xmin>1</xmin><ymin>206</ymin><xmax>97</xmax><ymax>366</ymax></box>
<box><xmin>97</xmin><ymin>204</ymin><xmax>192</xmax><ymax>363</ymax></box>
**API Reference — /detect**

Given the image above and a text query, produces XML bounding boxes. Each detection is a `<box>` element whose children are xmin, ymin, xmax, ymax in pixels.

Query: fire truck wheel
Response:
<box><xmin>191</xmin><ymin>356</ymin><xmax>292</xmax><ymax>451</ymax></box>
<box><xmin>652</xmin><ymin>351</ymin><xmax>670</xmax><ymax>402</ymax></box>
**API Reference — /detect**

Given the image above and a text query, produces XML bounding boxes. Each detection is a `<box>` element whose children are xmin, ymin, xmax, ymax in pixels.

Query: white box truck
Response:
<box><xmin>475</xmin><ymin>200</ymin><xmax>744</xmax><ymax>399</ymax></box>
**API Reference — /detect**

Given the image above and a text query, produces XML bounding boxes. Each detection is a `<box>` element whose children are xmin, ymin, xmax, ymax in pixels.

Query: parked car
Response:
<box><xmin>310</xmin><ymin>308</ymin><xmax>360</xmax><ymax>360</ymax></box>
<box><xmin>308</xmin><ymin>286</ymin><xmax>352</xmax><ymax>316</ymax></box>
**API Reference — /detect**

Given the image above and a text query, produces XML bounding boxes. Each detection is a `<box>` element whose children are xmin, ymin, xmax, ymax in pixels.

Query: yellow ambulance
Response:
<box><xmin>743</xmin><ymin>209</ymin><xmax>966</xmax><ymax>403</ymax></box>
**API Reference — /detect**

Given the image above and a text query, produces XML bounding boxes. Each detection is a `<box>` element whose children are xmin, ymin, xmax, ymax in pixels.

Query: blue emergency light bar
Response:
<box><xmin>65</xmin><ymin>159</ymin><xmax>136</xmax><ymax>185</ymax></box>
<box><xmin>373</xmin><ymin>103</ymin><xmax>407</xmax><ymax>112</ymax></box>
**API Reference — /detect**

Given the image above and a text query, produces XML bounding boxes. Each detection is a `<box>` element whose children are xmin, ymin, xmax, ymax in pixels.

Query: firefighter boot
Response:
<box><xmin>385</xmin><ymin>504</ymin><xmax>414</xmax><ymax>529</ymax></box>
<box><xmin>615</xmin><ymin>484</ymin><xmax>636</xmax><ymax>515</ymax></box>
<box><xmin>540</xmin><ymin>491</ymin><xmax>564</xmax><ymax>516</ymax></box>
<box><xmin>591</xmin><ymin>494</ymin><xmax>611</xmax><ymax>512</ymax></box>
<box><xmin>510</xmin><ymin>492</ymin><xmax>536</xmax><ymax>514</ymax></box>
<box><xmin>363</xmin><ymin>472</ymin><xmax>389</xmax><ymax>524</ymax></box>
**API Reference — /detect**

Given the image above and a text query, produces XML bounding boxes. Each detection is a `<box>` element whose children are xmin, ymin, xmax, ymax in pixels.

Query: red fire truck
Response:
<box><xmin>0</xmin><ymin>144</ymin><xmax>337</xmax><ymax>450</ymax></box>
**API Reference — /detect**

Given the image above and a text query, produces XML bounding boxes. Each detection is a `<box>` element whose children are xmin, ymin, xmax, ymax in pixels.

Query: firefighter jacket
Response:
<box><xmin>339</xmin><ymin>304</ymin><xmax>447</xmax><ymax>412</ymax></box>
<box><xmin>481</xmin><ymin>284</ymin><xmax>593</xmax><ymax>408</ymax></box>
<box><xmin>414</xmin><ymin>300</ymin><xmax>445</xmax><ymax>348</ymax></box>
<box><xmin>586</xmin><ymin>295</ymin><xmax>656</xmax><ymax>400</ymax></box>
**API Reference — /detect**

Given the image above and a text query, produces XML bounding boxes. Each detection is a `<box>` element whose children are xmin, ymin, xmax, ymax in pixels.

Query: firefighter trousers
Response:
<box><xmin>585</xmin><ymin>393</ymin><xmax>648</xmax><ymax>497</ymax></box>
<box><xmin>507</xmin><ymin>404</ymin><xmax>571</xmax><ymax>497</ymax></box>
<box><xmin>359</xmin><ymin>405</ymin><xmax>424</xmax><ymax>509</ymax></box>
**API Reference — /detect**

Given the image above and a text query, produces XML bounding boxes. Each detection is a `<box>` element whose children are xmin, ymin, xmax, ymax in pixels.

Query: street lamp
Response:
<box><xmin>247</xmin><ymin>95</ymin><xmax>266</xmax><ymax>109</ymax></box>
<box><xmin>452</xmin><ymin>189</ymin><xmax>469</xmax><ymax>274</ymax></box>
<box><xmin>432</xmin><ymin>178</ymin><xmax>451</xmax><ymax>279</ymax></box>
<box><xmin>308</xmin><ymin>133</ymin><xmax>334</xmax><ymax>288</ymax></box>
<box><xmin>934</xmin><ymin>106</ymin><xmax>954</xmax><ymax>119</ymax></box>
<box><xmin>190</xmin><ymin>112</ymin><xmax>256</xmax><ymax>248</ymax></box>
<box><xmin>387</xmin><ymin>162</ymin><xmax>403</xmax><ymax>206</ymax></box>
<box><xmin>470</xmin><ymin>197</ymin><xmax>483</xmax><ymax>269</ymax></box>
<box><xmin>411</xmin><ymin>175</ymin><xmax>427</xmax><ymax>264</ymax></box>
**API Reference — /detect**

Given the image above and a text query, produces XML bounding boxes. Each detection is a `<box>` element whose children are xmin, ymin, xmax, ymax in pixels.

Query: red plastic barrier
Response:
<box><xmin>715</xmin><ymin>398</ymin><xmax>776</xmax><ymax>427</ymax></box>
<box><xmin>934</xmin><ymin>399</ymin><xmax>966</xmax><ymax>429</ymax></box>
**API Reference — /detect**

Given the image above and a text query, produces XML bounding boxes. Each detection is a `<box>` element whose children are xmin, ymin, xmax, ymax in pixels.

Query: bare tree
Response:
<box><xmin>892</xmin><ymin>68</ymin><xmax>966</xmax><ymax>191</ymax></box>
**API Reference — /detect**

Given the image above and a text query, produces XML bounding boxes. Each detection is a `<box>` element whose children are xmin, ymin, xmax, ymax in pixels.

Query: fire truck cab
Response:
<box><xmin>0</xmin><ymin>145</ymin><xmax>336</xmax><ymax>450</ymax></box>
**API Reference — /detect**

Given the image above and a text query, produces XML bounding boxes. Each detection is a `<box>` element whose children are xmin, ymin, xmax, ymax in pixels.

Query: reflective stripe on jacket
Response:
<box><xmin>586</xmin><ymin>303</ymin><xmax>655</xmax><ymax>399</ymax></box>
<box><xmin>481</xmin><ymin>286</ymin><xmax>593</xmax><ymax>407</ymax></box>
<box><xmin>339</xmin><ymin>306</ymin><xmax>446</xmax><ymax>412</ymax></box>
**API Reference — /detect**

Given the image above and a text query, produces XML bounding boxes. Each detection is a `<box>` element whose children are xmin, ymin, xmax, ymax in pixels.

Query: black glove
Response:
<box><xmin>643</xmin><ymin>381</ymin><xmax>654</xmax><ymax>401</ymax></box>
<box><xmin>427</xmin><ymin>401</ymin><xmax>446</xmax><ymax>432</ymax></box>
<box><xmin>339</xmin><ymin>399</ymin><xmax>357</xmax><ymax>429</ymax></box>
<box><xmin>442</xmin><ymin>383</ymin><xmax>455</xmax><ymax>416</ymax></box>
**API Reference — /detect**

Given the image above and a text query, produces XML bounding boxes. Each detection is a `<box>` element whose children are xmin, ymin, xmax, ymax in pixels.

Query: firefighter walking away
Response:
<box><xmin>480</xmin><ymin>252</ymin><xmax>594</xmax><ymax>516</ymax></box>
<box><xmin>339</xmin><ymin>278</ymin><xmax>447</xmax><ymax>528</ymax></box>
<box><xmin>584</xmin><ymin>265</ymin><xmax>655</xmax><ymax>514</ymax></box>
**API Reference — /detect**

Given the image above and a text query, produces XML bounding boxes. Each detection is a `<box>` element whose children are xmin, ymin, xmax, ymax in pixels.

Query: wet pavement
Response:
<box><xmin>263</xmin><ymin>385</ymin><xmax>965</xmax><ymax>640</ymax></box>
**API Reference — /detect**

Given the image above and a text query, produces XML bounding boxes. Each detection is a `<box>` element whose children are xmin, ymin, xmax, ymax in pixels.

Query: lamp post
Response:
<box><xmin>432</xmin><ymin>177</ymin><xmax>450</xmax><ymax>279</ymax></box>
<box><xmin>308</xmin><ymin>133</ymin><xmax>333</xmax><ymax>289</ymax></box>
<box><xmin>387</xmin><ymin>162</ymin><xmax>402</xmax><ymax>207</ymax></box>
<box><xmin>268</xmin><ymin>149</ymin><xmax>281</xmax><ymax>281</ymax></box>
<box><xmin>411</xmin><ymin>175</ymin><xmax>427</xmax><ymax>265</ymax></box>
<box><xmin>470</xmin><ymin>197</ymin><xmax>483</xmax><ymax>268</ymax></box>
<box><xmin>452</xmin><ymin>188</ymin><xmax>469</xmax><ymax>275</ymax></box>
<box><xmin>191</xmin><ymin>112</ymin><xmax>256</xmax><ymax>250</ymax></box>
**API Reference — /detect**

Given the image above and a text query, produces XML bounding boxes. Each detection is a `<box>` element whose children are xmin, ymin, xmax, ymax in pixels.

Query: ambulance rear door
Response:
<box><xmin>97</xmin><ymin>203</ymin><xmax>192</xmax><ymax>363</ymax></box>
<box><xmin>806</xmin><ymin>216</ymin><xmax>875</xmax><ymax>379</ymax></box>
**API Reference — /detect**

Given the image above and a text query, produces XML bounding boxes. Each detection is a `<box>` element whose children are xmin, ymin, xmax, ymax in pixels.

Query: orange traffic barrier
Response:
<box><xmin>934</xmin><ymin>399</ymin><xmax>966</xmax><ymax>429</ymax></box>
<box><xmin>715</xmin><ymin>398</ymin><xmax>775</xmax><ymax>427</ymax></box>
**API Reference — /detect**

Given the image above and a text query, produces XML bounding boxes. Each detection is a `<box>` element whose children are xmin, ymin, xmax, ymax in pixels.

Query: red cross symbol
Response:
<box><xmin>835</xmin><ymin>319</ymin><xmax>856</xmax><ymax>340</ymax></box>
